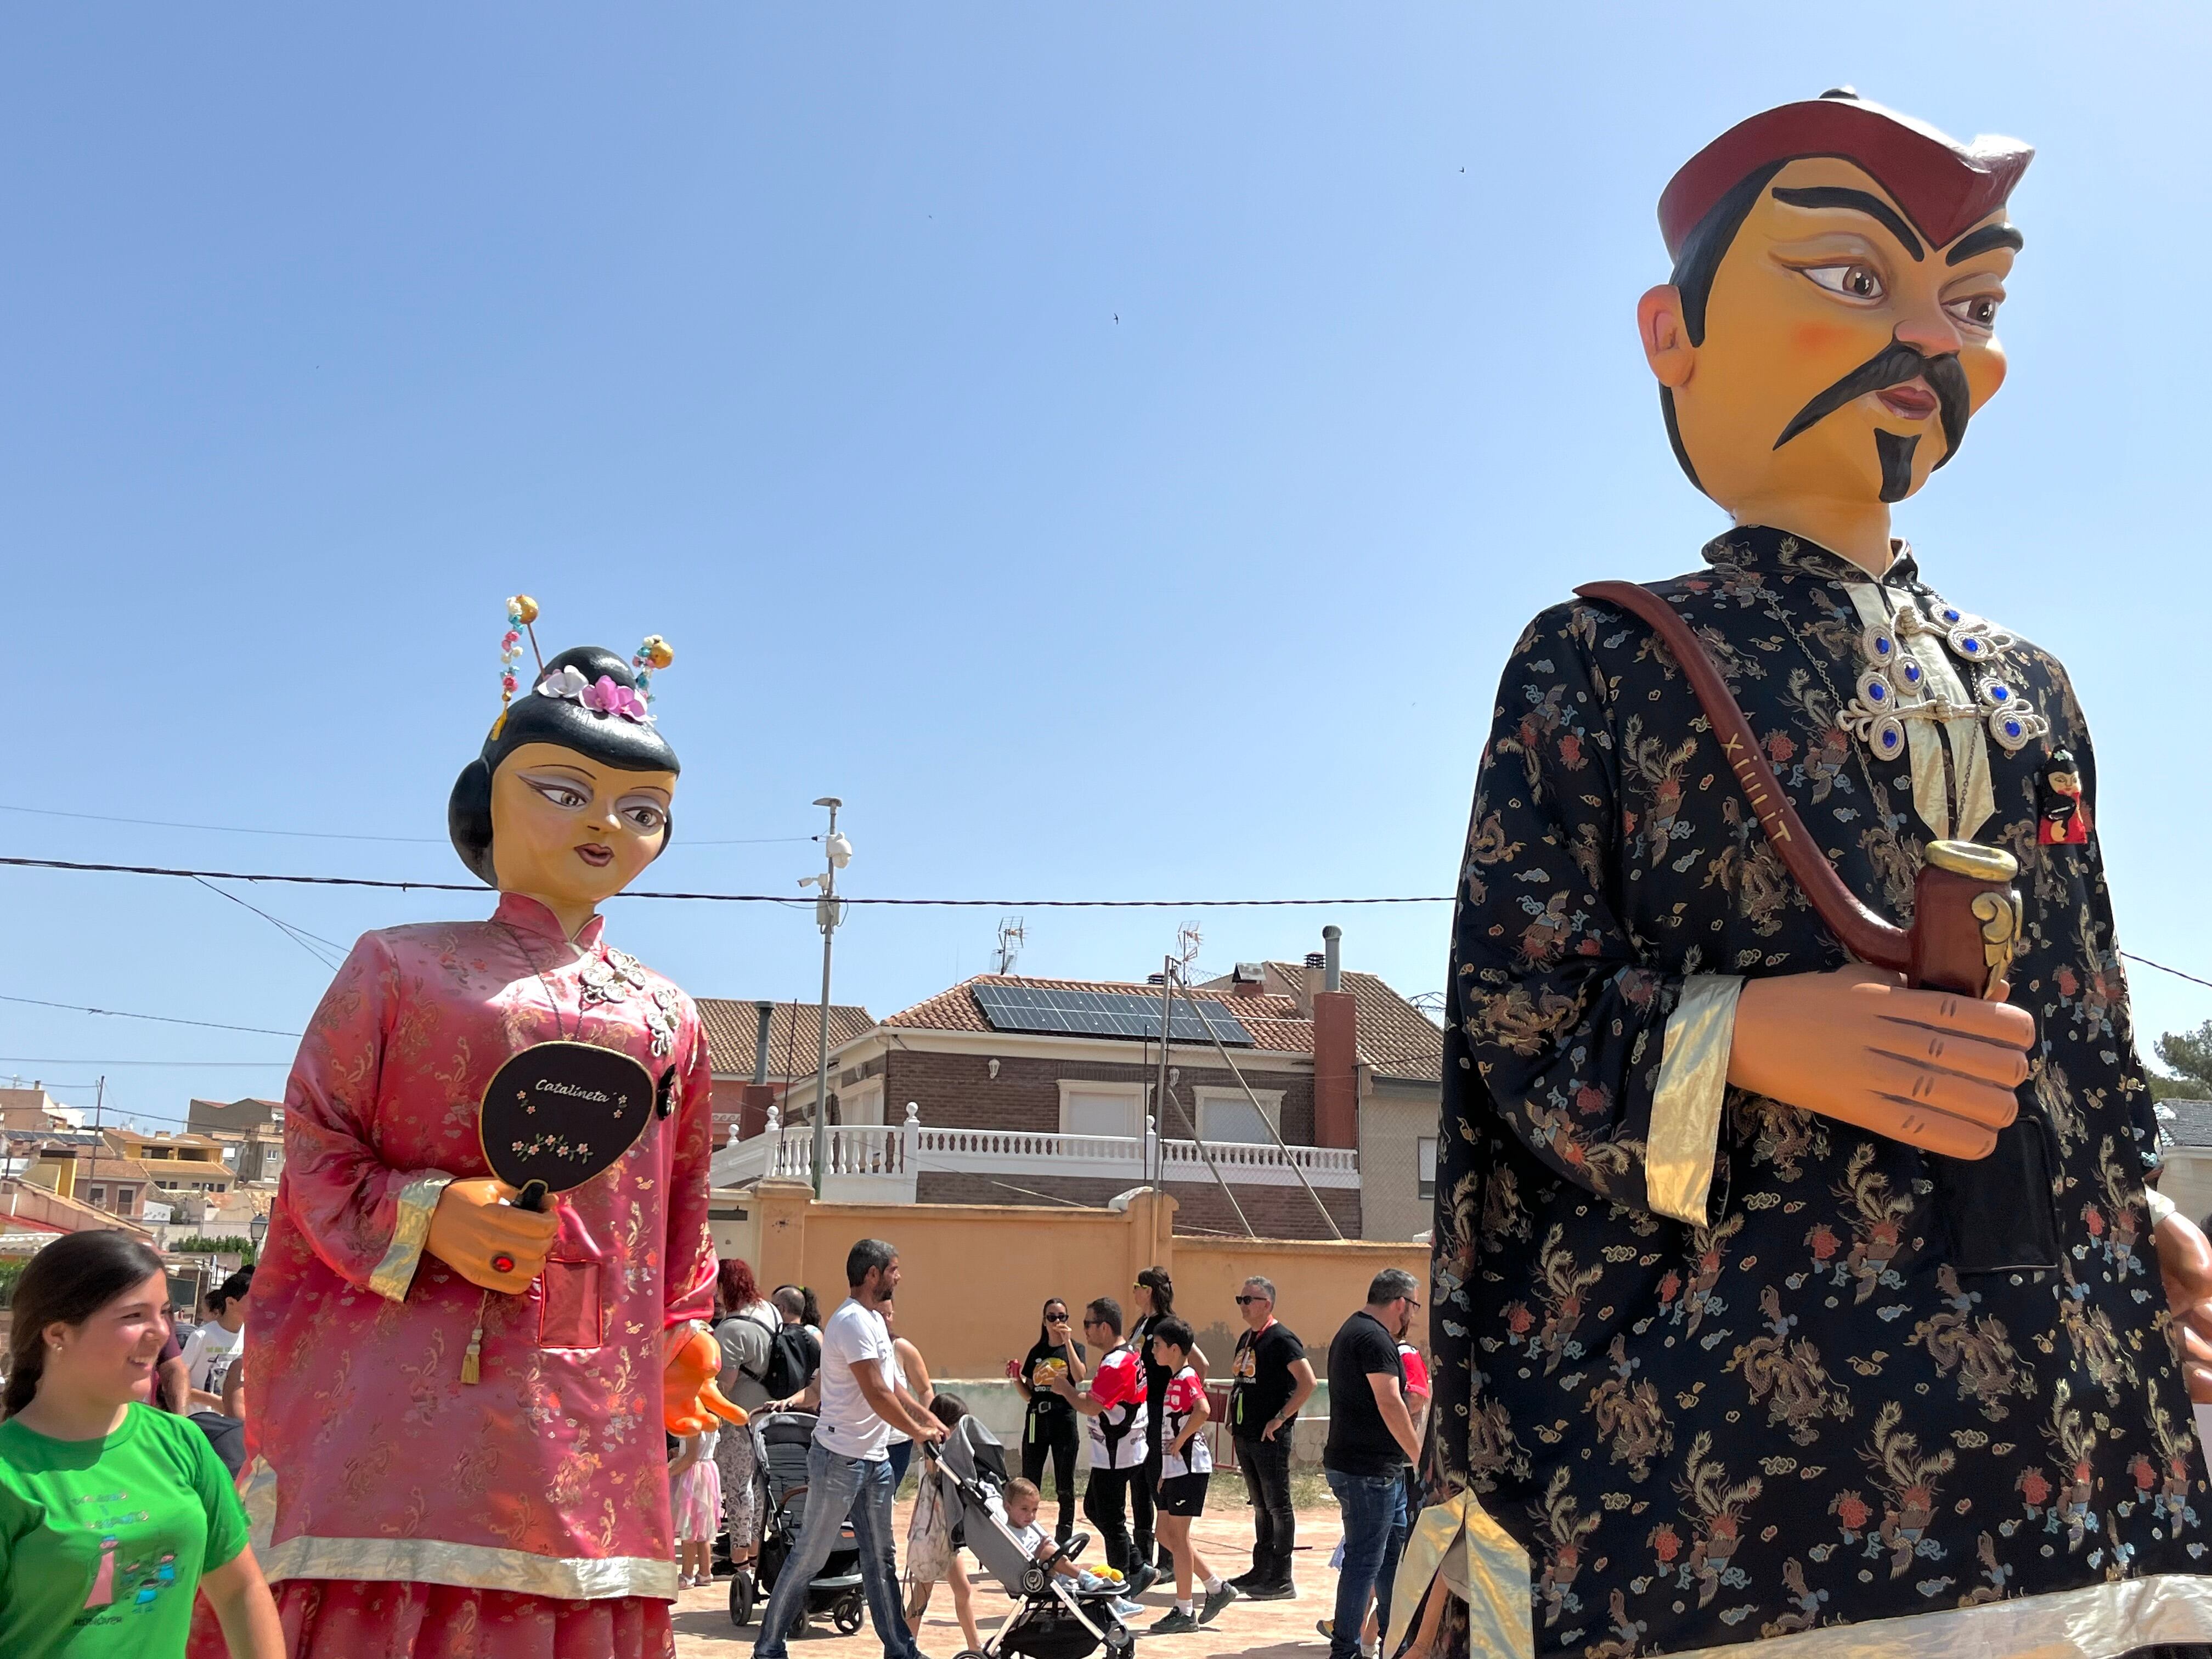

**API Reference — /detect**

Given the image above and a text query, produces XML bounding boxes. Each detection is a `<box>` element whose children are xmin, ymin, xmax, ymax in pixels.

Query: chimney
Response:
<box><xmin>738</xmin><ymin>1000</ymin><xmax>778</xmax><ymax>1139</ymax></box>
<box><xmin>1297</xmin><ymin>951</ymin><xmax>1325</xmax><ymax>1015</ymax></box>
<box><xmin>1230</xmin><ymin>963</ymin><xmax>1266</xmax><ymax>998</ymax></box>
<box><xmin>1311</xmin><ymin>928</ymin><xmax>1359</xmax><ymax>1150</ymax></box>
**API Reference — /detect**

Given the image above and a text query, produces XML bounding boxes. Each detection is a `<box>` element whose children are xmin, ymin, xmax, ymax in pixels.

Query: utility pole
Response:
<box><xmin>1152</xmin><ymin>956</ymin><xmax>1175</xmax><ymax>1192</ymax></box>
<box><xmin>800</xmin><ymin>798</ymin><xmax>851</xmax><ymax>1199</ymax></box>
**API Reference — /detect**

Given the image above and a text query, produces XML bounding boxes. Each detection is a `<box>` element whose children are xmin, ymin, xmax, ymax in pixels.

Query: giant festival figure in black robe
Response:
<box><xmin>1408</xmin><ymin>92</ymin><xmax>2212</xmax><ymax>1659</ymax></box>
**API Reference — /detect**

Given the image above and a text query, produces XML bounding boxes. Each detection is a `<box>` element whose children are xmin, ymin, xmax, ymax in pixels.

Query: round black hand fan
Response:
<box><xmin>477</xmin><ymin>1040</ymin><xmax>660</xmax><ymax>1211</ymax></box>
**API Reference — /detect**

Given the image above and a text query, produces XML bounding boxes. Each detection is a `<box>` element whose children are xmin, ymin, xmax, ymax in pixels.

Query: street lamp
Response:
<box><xmin>248</xmin><ymin>1211</ymin><xmax>268</xmax><ymax>1255</ymax></box>
<box><xmin>798</xmin><ymin>798</ymin><xmax>851</xmax><ymax>1199</ymax></box>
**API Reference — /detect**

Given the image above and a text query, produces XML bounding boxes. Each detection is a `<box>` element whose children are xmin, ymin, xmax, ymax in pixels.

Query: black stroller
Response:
<box><xmin>922</xmin><ymin>1419</ymin><xmax>1133</xmax><ymax>1659</ymax></box>
<box><xmin>729</xmin><ymin>1409</ymin><xmax>866</xmax><ymax>1635</ymax></box>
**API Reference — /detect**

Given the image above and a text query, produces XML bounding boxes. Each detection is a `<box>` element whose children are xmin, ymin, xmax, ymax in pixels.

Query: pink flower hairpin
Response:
<box><xmin>536</xmin><ymin>664</ymin><xmax>653</xmax><ymax>724</ymax></box>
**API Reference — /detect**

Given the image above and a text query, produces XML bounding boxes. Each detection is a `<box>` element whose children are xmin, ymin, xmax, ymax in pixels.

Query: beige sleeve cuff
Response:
<box><xmin>2146</xmin><ymin>1184</ymin><xmax>2179</xmax><ymax>1229</ymax></box>
<box><xmin>1646</xmin><ymin>974</ymin><xmax>1743</xmax><ymax>1226</ymax></box>
<box><xmin>368</xmin><ymin>1171</ymin><xmax>457</xmax><ymax>1302</ymax></box>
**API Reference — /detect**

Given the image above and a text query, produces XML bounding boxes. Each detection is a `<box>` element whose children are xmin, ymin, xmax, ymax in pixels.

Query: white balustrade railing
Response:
<box><xmin>710</xmin><ymin>1102</ymin><xmax>1360</xmax><ymax>1195</ymax></box>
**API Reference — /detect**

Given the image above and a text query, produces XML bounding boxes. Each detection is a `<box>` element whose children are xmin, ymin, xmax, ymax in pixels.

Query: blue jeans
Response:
<box><xmin>753</xmin><ymin>1441</ymin><xmax>917</xmax><ymax>1659</ymax></box>
<box><xmin>1327</xmin><ymin>1467</ymin><xmax>1407</xmax><ymax>1659</ymax></box>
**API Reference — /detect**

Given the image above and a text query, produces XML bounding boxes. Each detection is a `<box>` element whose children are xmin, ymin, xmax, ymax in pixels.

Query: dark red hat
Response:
<box><xmin>1659</xmin><ymin>91</ymin><xmax>2032</xmax><ymax>259</ymax></box>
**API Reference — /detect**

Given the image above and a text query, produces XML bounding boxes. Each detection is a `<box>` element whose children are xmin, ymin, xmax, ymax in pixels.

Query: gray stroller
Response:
<box><xmin>922</xmin><ymin>1419</ymin><xmax>1133</xmax><ymax>1659</ymax></box>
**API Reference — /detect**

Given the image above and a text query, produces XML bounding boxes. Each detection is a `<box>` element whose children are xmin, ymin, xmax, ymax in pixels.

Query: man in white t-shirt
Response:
<box><xmin>753</xmin><ymin>1238</ymin><xmax>944</xmax><ymax>1659</ymax></box>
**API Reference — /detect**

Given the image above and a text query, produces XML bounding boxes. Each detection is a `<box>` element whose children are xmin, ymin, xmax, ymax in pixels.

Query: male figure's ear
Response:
<box><xmin>1638</xmin><ymin>285</ymin><xmax>1695</xmax><ymax>389</ymax></box>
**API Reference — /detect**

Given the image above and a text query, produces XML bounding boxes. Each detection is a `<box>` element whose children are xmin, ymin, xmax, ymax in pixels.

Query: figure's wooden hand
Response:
<box><xmin>2155</xmin><ymin>1206</ymin><xmax>2212</xmax><ymax>1404</ymax></box>
<box><xmin>424</xmin><ymin>1177</ymin><xmax>560</xmax><ymax>1293</ymax></box>
<box><xmin>1728</xmin><ymin>966</ymin><xmax>2032</xmax><ymax>1160</ymax></box>
<box><xmin>664</xmin><ymin>1326</ymin><xmax>748</xmax><ymax>1434</ymax></box>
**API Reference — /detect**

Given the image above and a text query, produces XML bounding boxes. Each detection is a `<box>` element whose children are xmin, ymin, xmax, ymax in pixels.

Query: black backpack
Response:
<box><xmin>730</xmin><ymin>1313</ymin><xmax>817</xmax><ymax>1400</ymax></box>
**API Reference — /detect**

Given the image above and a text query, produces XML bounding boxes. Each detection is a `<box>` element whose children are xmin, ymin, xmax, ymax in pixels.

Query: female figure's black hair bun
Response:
<box><xmin>447</xmin><ymin>646</ymin><xmax>680</xmax><ymax>886</ymax></box>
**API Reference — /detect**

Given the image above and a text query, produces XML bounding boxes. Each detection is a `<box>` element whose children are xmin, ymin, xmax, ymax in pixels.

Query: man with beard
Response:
<box><xmin>1323</xmin><ymin>1269</ymin><xmax>1425</xmax><ymax>1659</ymax></box>
<box><xmin>1409</xmin><ymin>92</ymin><xmax>2212</xmax><ymax>1658</ymax></box>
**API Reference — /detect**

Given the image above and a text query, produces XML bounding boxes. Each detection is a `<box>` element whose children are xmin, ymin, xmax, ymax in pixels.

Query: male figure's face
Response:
<box><xmin>1649</xmin><ymin>157</ymin><xmax>2019</xmax><ymax>514</ymax></box>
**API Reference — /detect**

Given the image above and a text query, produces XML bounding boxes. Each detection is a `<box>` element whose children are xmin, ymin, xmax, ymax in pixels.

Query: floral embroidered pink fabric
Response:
<box><xmin>246</xmin><ymin>893</ymin><xmax>717</xmax><ymax>1605</ymax></box>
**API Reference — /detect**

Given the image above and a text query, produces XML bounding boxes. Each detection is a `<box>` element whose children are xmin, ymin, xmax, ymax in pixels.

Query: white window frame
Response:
<box><xmin>1057</xmin><ymin>1080</ymin><xmax>1148</xmax><ymax>1140</ymax></box>
<box><xmin>88</xmin><ymin>1184</ymin><xmax>108</xmax><ymax>1209</ymax></box>
<box><xmin>1417</xmin><ymin>1136</ymin><xmax>1437</xmax><ymax>1200</ymax></box>
<box><xmin>1192</xmin><ymin>1087</ymin><xmax>1284</xmax><ymax>1146</ymax></box>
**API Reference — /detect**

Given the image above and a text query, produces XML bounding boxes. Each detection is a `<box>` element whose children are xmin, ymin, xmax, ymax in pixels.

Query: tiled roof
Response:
<box><xmin>878</xmin><ymin>969</ymin><xmax>1444</xmax><ymax>1079</ymax></box>
<box><xmin>1262</xmin><ymin>963</ymin><xmax>1446</xmax><ymax>1080</ymax></box>
<box><xmin>697</xmin><ymin>999</ymin><xmax>875</xmax><ymax>1079</ymax></box>
<box><xmin>2159</xmin><ymin>1098</ymin><xmax>2212</xmax><ymax>1149</ymax></box>
<box><xmin>882</xmin><ymin>975</ymin><xmax>1307</xmax><ymax>1049</ymax></box>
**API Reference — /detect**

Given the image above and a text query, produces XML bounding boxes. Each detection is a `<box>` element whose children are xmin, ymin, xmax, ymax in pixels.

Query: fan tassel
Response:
<box><xmin>462</xmin><ymin>1290</ymin><xmax>488</xmax><ymax>1385</ymax></box>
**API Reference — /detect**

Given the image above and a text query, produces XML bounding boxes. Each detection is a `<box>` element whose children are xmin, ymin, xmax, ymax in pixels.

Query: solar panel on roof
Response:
<box><xmin>973</xmin><ymin>984</ymin><xmax>1256</xmax><ymax>1046</ymax></box>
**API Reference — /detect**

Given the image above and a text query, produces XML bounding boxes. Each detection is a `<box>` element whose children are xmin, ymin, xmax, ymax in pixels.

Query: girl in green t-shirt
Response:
<box><xmin>0</xmin><ymin>1231</ymin><xmax>283</xmax><ymax>1658</ymax></box>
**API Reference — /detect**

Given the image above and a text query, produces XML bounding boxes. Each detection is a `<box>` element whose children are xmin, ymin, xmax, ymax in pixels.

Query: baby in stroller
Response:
<box><xmin>923</xmin><ymin>1421</ymin><xmax>1139</xmax><ymax>1659</ymax></box>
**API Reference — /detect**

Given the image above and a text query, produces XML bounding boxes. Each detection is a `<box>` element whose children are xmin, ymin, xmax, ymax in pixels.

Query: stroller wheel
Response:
<box><xmin>833</xmin><ymin>1592</ymin><xmax>865</xmax><ymax>1636</ymax></box>
<box><xmin>1103</xmin><ymin>1620</ymin><xmax>1133</xmax><ymax>1656</ymax></box>
<box><xmin>727</xmin><ymin>1568</ymin><xmax>755</xmax><ymax>1628</ymax></box>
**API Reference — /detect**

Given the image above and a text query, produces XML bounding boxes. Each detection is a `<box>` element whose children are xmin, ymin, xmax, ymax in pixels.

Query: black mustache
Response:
<box><xmin>1773</xmin><ymin>341</ymin><xmax>1971</xmax><ymax>460</ymax></box>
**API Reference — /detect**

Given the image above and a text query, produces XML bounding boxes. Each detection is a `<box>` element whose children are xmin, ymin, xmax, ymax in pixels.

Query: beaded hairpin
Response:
<box><xmin>492</xmin><ymin>595</ymin><xmax>546</xmax><ymax>740</ymax></box>
<box><xmin>632</xmin><ymin>635</ymin><xmax>674</xmax><ymax>705</ymax></box>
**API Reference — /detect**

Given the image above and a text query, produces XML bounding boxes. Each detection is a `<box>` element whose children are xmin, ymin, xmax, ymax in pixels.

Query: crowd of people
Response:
<box><xmin>0</xmin><ymin>1224</ymin><xmax>1429</xmax><ymax>1658</ymax></box>
<box><xmin>680</xmin><ymin>1243</ymin><xmax>1434</xmax><ymax>1656</ymax></box>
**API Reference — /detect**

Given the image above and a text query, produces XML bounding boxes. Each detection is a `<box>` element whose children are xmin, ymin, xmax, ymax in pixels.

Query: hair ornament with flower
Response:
<box><xmin>491</xmin><ymin>595</ymin><xmax>545</xmax><ymax>740</ymax></box>
<box><xmin>537</xmin><ymin>662</ymin><xmax>656</xmax><ymax>724</ymax></box>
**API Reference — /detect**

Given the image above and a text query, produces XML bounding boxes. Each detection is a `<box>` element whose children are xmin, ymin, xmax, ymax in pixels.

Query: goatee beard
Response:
<box><xmin>1875</xmin><ymin>430</ymin><xmax>1920</xmax><ymax>503</ymax></box>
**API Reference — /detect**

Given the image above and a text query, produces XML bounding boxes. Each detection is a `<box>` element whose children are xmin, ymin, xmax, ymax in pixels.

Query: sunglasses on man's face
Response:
<box><xmin>1234</xmin><ymin>1295</ymin><xmax>1267</xmax><ymax>1306</ymax></box>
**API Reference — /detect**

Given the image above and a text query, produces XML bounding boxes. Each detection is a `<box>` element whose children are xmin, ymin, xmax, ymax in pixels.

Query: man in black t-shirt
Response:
<box><xmin>1320</xmin><ymin>1269</ymin><xmax>1421</xmax><ymax>1659</ymax></box>
<box><xmin>1224</xmin><ymin>1275</ymin><xmax>1315</xmax><ymax>1598</ymax></box>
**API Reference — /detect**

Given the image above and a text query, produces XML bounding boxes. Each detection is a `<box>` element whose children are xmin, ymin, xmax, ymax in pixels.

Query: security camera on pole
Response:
<box><xmin>797</xmin><ymin>797</ymin><xmax>851</xmax><ymax>1199</ymax></box>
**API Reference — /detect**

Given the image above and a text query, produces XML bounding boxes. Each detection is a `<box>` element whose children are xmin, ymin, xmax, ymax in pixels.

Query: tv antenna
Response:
<box><xmin>994</xmin><ymin>917</ymin><xmax>1025</xmax><ymax>975</ymax></box>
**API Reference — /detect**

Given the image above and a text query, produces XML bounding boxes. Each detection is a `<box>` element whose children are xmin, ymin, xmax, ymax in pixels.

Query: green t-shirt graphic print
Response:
<box><xmin>0</xmin><ymin>1402</ymin><xmax>248</xmax><ymax>1657</ymax></box>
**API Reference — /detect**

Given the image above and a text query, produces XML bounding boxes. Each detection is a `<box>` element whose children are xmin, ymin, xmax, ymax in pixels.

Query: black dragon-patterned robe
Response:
<box><xmin>1424</xmin><ymin>526</ymin><xmax>2210</xmax><ymax>1657</ymax></box>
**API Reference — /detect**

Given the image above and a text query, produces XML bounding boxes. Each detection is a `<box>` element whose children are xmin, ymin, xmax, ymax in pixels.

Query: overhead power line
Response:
<box><xmin>0</xmin><ymin>855</ymin><xmax>1441</xmax><ymax>906</ymax></box>
<box><xmin>4</xmin><ymin>853</ymin><xmax>2210</xmax><ymax>990</ymax></box>
<box><xmin>0</xmin><ymin>992</ymin><xmax>300</xmax><ymax>1038</ymax></box>
<box><xmin>0</xmin><ymin>1058</ymin><xmax>290</xmax><ymax>1069</ymax></box>
<box><xmin>0</xmin><ymin>803</ymin><xmax>811</xmax><ymax>848</ymax></box>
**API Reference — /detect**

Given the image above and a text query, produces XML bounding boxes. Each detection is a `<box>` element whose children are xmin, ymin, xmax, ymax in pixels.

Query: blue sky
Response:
<box><xmin>5</xmin><ymin>5</ymin><xmax>2209</xmax><ymax>1127</ymax></box>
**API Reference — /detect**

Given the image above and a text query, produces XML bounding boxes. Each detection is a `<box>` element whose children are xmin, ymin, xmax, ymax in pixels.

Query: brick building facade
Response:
<box><xmin>714</xmin><ymin>945</ymin><xmax>1442</xmax><ymax>1242</ymax></box>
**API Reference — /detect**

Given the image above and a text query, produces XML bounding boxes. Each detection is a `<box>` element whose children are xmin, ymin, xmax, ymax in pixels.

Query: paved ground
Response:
<box><xmin>672</xmin><ymin>1499</ymin><xmax>1345</xmax><ymax>1659</ymax></box>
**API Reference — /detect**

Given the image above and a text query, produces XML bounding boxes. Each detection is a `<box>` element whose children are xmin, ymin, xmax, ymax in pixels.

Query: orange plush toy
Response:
<box><xmin>664</xmin><ymin>1325</ymin><xmax>748</xmax><ymax>1435</ymax></box>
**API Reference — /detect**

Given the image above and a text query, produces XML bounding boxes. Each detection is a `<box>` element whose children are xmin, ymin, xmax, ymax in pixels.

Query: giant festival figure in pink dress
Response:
<box><xmin>239</xmin><ymin>601</ymin><xmax>739</xmax><ymax>1658</ymax></box>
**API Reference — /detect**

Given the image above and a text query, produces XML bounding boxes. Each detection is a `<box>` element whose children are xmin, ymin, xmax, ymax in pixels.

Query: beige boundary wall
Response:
<box><xmin>715</xmin><ymin>1178</ymin><xmax>1426</xmax><ymax>1381</ymax></box>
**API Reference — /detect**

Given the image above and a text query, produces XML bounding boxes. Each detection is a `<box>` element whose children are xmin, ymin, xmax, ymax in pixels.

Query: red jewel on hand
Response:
<box><xmin>491</xmin><ymin>1252</ymin><xmax>516</xmax><ymax>1275</ymax></box>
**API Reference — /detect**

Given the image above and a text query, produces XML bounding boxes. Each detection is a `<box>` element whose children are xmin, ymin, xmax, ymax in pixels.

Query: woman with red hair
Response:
<box><xmin>712</xmin><ymin>1259</ymin><xmax>778</xmax><ymax>1584</ymax></box>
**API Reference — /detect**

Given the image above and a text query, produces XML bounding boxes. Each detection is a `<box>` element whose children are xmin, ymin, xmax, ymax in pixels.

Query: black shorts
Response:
<box><xmin>1155</xmin><ymin>1472</ymin><xmax>1208</xmax><ymax>1517</ymax></box>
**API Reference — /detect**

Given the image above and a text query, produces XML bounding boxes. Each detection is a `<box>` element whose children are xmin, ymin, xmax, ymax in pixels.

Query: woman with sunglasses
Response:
<box><xmin>1008</xmin><ymin>1299</ymin><xmax>1088</xmax><ymax>1543</ymax></box>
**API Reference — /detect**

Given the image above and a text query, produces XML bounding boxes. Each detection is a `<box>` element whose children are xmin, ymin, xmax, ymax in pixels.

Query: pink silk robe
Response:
<box><xmin>247</xmin><ymin>893</ymin><xmax>717</xmax><ymax>1611</ymax></box>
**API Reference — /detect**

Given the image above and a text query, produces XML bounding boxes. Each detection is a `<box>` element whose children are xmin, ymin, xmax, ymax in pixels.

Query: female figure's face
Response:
<box><xmin>488</xmin><ymin>742</ymin><xmax>676</xmax><ymax>916</ymax></box>
<box><xmin>42</xmin><ymin>1270</ymin><xmax>170</xmax><ymax>1411</ymax></box>
<box><xmin>1132</xmin><ymin>1282</ymin><xmax>1154</xmax><ymax>1316</ymax></box>
<box><xmin>1043</xmin><ymin>1303</ymin><xmax>1070</xmax><ymax>1340</ymax></box>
